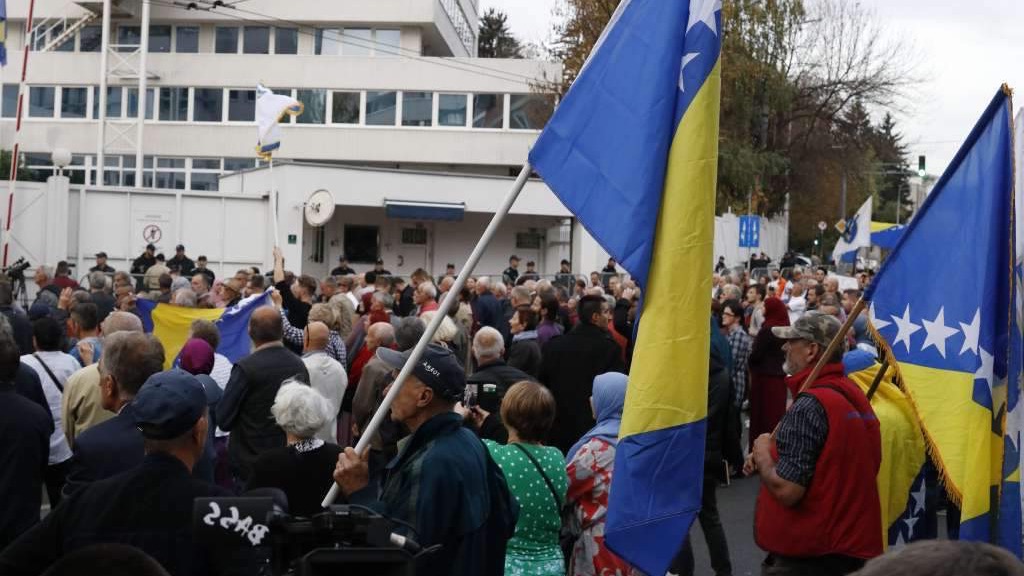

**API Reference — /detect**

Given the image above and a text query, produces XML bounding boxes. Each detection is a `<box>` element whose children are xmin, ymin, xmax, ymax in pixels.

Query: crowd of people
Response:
<box><xmin>0</xmin><ymin>244</ymin><xmax>1019</xmax><ymax>576</ymax></box>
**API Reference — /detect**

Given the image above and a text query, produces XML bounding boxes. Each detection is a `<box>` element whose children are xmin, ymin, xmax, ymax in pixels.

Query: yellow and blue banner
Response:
<box><xmin>136</xmin><ymin>292</ymin><xmax>270</xmax><ymax>369</ymax></box>
<box><xmin>528</xmin><ymin>0</ymin><xmax>721</xmax><ymax>572</ymax></box>
<box><xmin>0</xmin><ymin>0</ymin><xmax>7</xmax><ymax>67</ymax></box>
<box><xmin>255</xmin><ymin>84</ymin><xmax>302</xmax><ymax>161</ymax></box>
<box><xmin>847</xmin><ymin>361</ymin><xmax>936</xmax><ymax>548</ymax></box>
<box><xmin>864</xmin><ymin>87</ymin><xmax>1019</xmax><ymax>550</ymax></box>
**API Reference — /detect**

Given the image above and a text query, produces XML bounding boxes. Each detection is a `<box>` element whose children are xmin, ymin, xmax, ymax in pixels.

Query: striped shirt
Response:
<box><xmin>725</xmin><ymin>326</ymin><xmax>753</xmax><ymax>407</ymax></box>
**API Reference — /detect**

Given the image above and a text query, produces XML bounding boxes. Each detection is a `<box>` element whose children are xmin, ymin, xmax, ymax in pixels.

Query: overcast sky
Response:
<box><xmin>480</xmin><ymin>0</ymin><xmax>1024</xmax><ymax>177</ymax></box>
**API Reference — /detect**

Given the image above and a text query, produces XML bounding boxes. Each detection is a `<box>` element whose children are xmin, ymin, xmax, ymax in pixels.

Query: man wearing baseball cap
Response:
<box><xmin>333</xmin><ymin>344</ymin><xmax>518</xmax><ymax>576</ymax></box>
<box><xmin>168</xmin><ymin>244</ymin><xmax>195</xmax><ymax>277</ymax></box>
<box><xmin>90</xmin><ymin>252</ymin><xmax>114</xmax><ymax>274</ymax></box>
<box><xmin>744</xmin><ymin>312</ymin><xmax>883</xmax><ymax>575</ymax></box>
<box><xmin>0</xmin><ymin>370</ymin><xmax>229</xmax><ymax>576</ymax></box>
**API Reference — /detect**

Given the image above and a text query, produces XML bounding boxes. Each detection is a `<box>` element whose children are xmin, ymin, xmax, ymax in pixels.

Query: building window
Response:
<box><xmin>243</xmin><ymin>26</ymin><xmax>270</xmax><ymax>54</ymax></box>
<box><xmin>53</xmin><ymin>23</ymin><xmax>75</xmax><ymax>52</ymax></box>
<box><xmin>343</xmin><ymin>28</ymin><xmax>372</xmax><ymax>56</ymax></box>
<box><xmin>158</xmin><ymin>87</ymin><xmax>188</xmax><ymax>122</ymax></box>
<box><xmin>314</xmin><ymin>28</ymin><xmax>342</xmax><ymax>56</ymax></box>
<box><xmin>331</xmin><ymin>91</ymin><xmax>360</xmax><ymax>124</ymax></box>
<box><xmin>29</xmin><ymin>87</ymin><xmax>55</xmax><ymax>118</ymax></box>
<box><xmin>375</xmin><ymin>29</ymin><xmax>401</xmax><ymax>56</ymax></box>
<box><xmin>80</xmin><ymin>26</ymin><xmax>102</xmax><ymax>52</ymax></box>
<box><xmin>402</xmin><ymin>92</ymin><xmax>432</xmax><ymax>127</ymax></box>
<box><xmin>61</xmin><ymin>87</ymin><xmax>89</xmax><ymax>118</ymax></box>
<box><xmin>215</xmin><ymin>27</ymin><xmax>239</xmax><ymax>54</ymax></box>
<box><xmin>366</xmin><ymin>91</ymin><xmax>396</xmax><ymax>126</ymax></box>
<box><xmin>275</xmin><ymin>28</ymin><xmax>298</xmax><ymax>54</ymax></box>
<box><xmin>509</xmin><ymin>94</ymin><xmax>555</xmax><ymax>130</ymax></box>
<box><xmin>224</xmin><ymin>157</ymin><xmax>256</xmax><ymax>172</ymax></box>
<box><xmin>127</xmin><ymin>88</ymin><xmax>155</xmax><ymax>119</ymax></box>
<box><xmin>344</xmin><ymin>225</ymin><xmax>380</xmax><ymax>264</ymax></box>
<box><xmin>93</xmin><ymin>86</ymin><xmax>123</xmax><ymax>119</ymax></box>
<box><xmin>190</xmin><ymin>158</ymin><xmax>221</xmax><ymax>191</ymax></box>
<box><xmin>296</xmin><ymin>89</ymin><xmax>326</xmax><ymax>124</ymax></box>
<box><xmin>149</xmin><ymin>25</ymin><xmax>172</xmax><ymax>53</ymax></box>
<box><xmin>516</xmin><ymin>231</ymin><xmax>543</xmax><ymax>250</ymax></box>
<box><xmin>439</xmin><ymin>94</ymin><xmax>467</xmax><ymax>127</ymax></box>
<box><xmin>2</xmin><ymin>85</ymin><xmax>18</xmax><ymax>118</ymax></box>
<box><xmin>155</xmin><ymin>157</ymin><xmax>186</xmax><ymax>189</ymax></box>
<box><xmin>439</xmin><ymin>0</ymin><xmax>476</xmax><ymax>54</ymax></box>
<box><xmin>193</xmin><ymin>88</ymin><xmax>223</xmax><ymax>122</ymax></box>
<box><xmin>473</xmin><ymin>94</ymin><xmax>503</xmax><ymax>129</ymax></box>
<box><xmin>117</xmin><ymin>25</ymin><xmax>141</xmax><ymax>51</ymax></box>
<box><xmin>228</xmin><ymin>89</ymin><xmax>256</xmax><ymax>122</ymax></box>
<box><xmin>176</xmin><ymin>26</ymin><xmax>199</xmax><ymax>53</ymax></box>
<box><xmin>401</xmin><ymin>227</ymin><xmax>428</xmax><ymax>245</ymax></box>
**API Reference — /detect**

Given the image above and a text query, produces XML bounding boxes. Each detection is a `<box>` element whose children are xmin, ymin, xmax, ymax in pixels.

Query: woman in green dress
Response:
<box><xmin>467</xmin><ymin>380</ymin><xmax>568</xmax><ymax>576</ymax></box>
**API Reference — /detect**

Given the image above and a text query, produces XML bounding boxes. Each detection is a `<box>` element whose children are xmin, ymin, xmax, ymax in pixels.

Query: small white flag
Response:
<box><xmin>255</xmin><ymin>84</ymin><xmax>303</xmax><ymax>160</ymax></box>
<box><xmin>832</xmin><ymin>196</ymin><xmax>872</xmax><ymax>263</ymax></box>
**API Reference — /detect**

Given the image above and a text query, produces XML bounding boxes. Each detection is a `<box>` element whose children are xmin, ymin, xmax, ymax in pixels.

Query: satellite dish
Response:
<box><xmin>304</xmin><ymin>189</ymin><xmax>335</xmax><ymax>227</ymax></box>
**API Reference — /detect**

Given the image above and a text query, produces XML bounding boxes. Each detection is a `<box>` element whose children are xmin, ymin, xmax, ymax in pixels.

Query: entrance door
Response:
<box><xmin>394</xmin><ymin>225</ymin><xmax>428</xmax><ymax>276</ymax></box>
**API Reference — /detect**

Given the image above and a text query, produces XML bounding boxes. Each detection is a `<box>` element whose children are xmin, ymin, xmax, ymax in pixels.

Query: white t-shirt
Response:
<box><xmin>787</xmin><ymin>296</ymin><xmax>807</xmax><ymax>325</ymax></box>
<box><xmin>22</xmin><ymin>351</ymin><xmax>80</xmax><ymax>465</ymax></box>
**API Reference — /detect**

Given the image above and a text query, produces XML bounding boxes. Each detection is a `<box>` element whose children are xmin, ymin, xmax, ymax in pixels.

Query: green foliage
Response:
<box><xmin>478</xmin><ymin>8</ymin><xmax>523</xmax><ymax>59</ymax></box>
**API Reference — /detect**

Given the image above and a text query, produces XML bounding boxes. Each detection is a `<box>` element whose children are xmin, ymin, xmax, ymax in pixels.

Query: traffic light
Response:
<box><xmin>918</xmin><ymin>155</ymin><xmax>926</xmax><ymax>178</ymax></box>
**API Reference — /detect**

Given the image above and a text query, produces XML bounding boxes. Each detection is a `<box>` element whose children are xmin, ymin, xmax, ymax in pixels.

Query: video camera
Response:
<box><xmin>193</xmin><ymin>495</ymin><xmax>427</xmax><ymax>576</ymax></box>
<box><xmin>3</xmin><ymin>257</ymin><xmax>29</xmax><ymax>281</ymax></box>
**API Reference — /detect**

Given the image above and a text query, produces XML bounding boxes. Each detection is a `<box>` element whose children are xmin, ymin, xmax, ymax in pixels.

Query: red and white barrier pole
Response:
<box><xmin>2</xmin><ymin>0</ymin><xmax>37</xmax><ymax>267</ymax></box>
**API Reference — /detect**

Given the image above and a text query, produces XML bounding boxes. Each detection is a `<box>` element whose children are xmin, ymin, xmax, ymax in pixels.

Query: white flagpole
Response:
<box><xmin>322</xmin><ymin>162</ymin><xmax>534</xmax><ymax>507</ymax></box>
<box><xmin>269</xmin><ymin>157</ymin><xmax>279</xmax><ymax>247</ymax></box>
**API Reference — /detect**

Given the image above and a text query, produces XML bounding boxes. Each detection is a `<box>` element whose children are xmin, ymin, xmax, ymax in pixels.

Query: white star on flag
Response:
<box><xmin>976</xmin><ymin>347</ymin><xmax>995</xmax><ymax>397</ymax></box>
<box><xmin>869</xmin><ymin>302</ymin><xmax>891</xmax><ymax>331</ymax></box>
<box><xmin>891</xmin><ymin>305</ymin><xmax>921</xmax><ymax>353</ymax></box>
<box><xmin>959</xmin><ymin>308</ymin><xmax>981</xmax><ymax>356</ymax></box>
<box><xmin>686</xmin><ymin>0</ymin><xmax>722</xmax><ymax>35</ymax></box>
<box><xmin>904</xmin><ymin>516</ymin><xmax>919</xmax><ymax>540</ymax></box>
<box><xmin>910</xmin><ymin>478</ymin><xmax>927</xmax><ymax>515</ymax></box>
<box><xmin>921</xmin><ymin>307</ymin><xmax>959</xmax><ymax>358</ymax></box>
<box><xmin>678</xmin><ymin>52</ymin><xmax>700</xmax><ymax>93</ymax></box>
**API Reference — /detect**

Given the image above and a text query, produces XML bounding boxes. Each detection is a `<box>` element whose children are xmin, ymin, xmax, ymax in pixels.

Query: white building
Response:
<box><xmin>1</xmin><ymin>0</ymin><xmax>787</xmax><ymax>283</ymax></box>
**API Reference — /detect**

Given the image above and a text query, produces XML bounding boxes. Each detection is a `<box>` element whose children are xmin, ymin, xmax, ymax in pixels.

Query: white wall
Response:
<box><xmin>2</xmin><ymin>181</ymin><xmax>268</xmax><ymax>281</ymax></box>
<box><xmin>299</xmin><ymin>206</ymin><xmax>568</xmax><ymax>280</ymax></box>
<box><xmin>714</xmin><ymin>212</ymin><xmax>789</xmax><ymax>268</ymax></box>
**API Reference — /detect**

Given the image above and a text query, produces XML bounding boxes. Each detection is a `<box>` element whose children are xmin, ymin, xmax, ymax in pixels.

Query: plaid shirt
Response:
<box><xmin>280</xmin><ymin>308</ymin><xmax>347</xmax><ymax>366</ymax></box>
<box><xmin>726</xmin><ymin>326</ymin><xmax>753</xmax><ymax>407</ymax></box>
<box><xmin>775</xmin><ymin>395</ymin><xmax>829</xmax><ymax>487</ymax></box>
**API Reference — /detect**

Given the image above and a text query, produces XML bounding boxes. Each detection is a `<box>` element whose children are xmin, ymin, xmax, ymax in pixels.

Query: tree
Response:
<box><xmin>545</xmin><ymin>0</ymin><xmax>918</xmax><ymax>251</ymax></box>
<box><xmin>477</xmin><ymin>8</ymin><xmax>523</xmax><ymax>58</ymax></box>
<box><xmin>546</xmin><ymin>0</ymin><xmax>619</xmax><ymax>95</ymax></box>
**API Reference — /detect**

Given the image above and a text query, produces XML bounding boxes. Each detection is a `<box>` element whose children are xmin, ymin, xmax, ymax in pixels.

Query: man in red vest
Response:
<box><xmin>744</xmin><ymin>311</ymin><xmax>883</xmax><ymax>576</ymax></box>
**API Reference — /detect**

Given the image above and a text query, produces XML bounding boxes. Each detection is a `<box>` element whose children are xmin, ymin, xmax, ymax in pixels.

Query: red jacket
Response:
<box><xmin>755</xmin><ymin>363</ymin><xmax>883</xmax><ymax>559</ymax></box>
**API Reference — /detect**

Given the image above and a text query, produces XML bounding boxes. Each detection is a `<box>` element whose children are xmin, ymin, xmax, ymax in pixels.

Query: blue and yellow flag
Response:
<box><xmin>529</xmin><ymin>0</ymin><xmax>721</xmax><ymax>572</ymax></box>
<box><xmin>0</xmin><ymin>0</ymin><xmax>7</xmax><ymax>67</ymax></box>
<box><xmin>864</xmin><ymin>88</ymin><xmax>1017</xmax><ymax>547</ymax></box>
<box><xmin>848</xmin><ymin>362</ymin><xmax>936</xmax><ymax>549</ymax></box>
<box><xmin>136</xmin><ymin>292</ymin><xmax>270</xmax><ymax>369</ymax></box>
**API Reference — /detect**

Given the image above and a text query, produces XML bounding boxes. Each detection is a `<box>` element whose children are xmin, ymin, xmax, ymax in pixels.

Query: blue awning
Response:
<box><xmin>385</xmin><ymin>199</ymin><xmax>465</xmax><ymax>221</ymax></box>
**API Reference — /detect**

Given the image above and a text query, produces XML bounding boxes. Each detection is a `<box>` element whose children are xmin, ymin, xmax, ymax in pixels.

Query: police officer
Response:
<box><xmin>131</xmin><ymin>243</ymin><xmax>157</xmax><ymax>276</ymax></box>
<box><xmin>0</xmin><ymin>370</ymin><xmax>230</xmax><ymax>576</ymax></box>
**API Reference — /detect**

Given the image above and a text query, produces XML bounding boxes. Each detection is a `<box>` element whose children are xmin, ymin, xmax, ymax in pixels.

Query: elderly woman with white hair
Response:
<box><xmin>246</xmin><ymin>381</ymin><xmax>344</xmax><ymax>514</ymax></box>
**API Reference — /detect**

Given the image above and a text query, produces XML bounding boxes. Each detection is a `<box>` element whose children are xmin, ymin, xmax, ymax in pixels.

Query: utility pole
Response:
<box><xmin>839</xmin><ymin>169</ymin><xmax>847</xmax><ymax>220</ymax></box>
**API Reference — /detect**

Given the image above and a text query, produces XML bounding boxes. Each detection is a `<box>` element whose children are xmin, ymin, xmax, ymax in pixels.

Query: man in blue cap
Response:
<box><xmin>334</xmin><ymin>344</ymin><xmax>519</xmax><ymax>576</ymax></box>
<box><xmin>0</xmin><ymin>370</ymin><xmax>229</xmax><ymax>576</ymax></box>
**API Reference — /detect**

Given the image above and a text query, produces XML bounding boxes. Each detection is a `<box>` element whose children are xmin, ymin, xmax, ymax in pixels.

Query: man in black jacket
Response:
<box><xmin>0</xmin><ymin>370</ymin><xmax>231</xmax><ymax>576</ymax></box>
<box><xmin>538</xmin><ymin>295</ymin><xmax>626</xmax><ymax>454</ymax></box>
<box><xmin>0</xmin><ymin>282</ymin><xmax>33</xmax><ymax>355</ymax></box>
<box><xmin>216</xmin><ymin>306</ymin><xmax>309</xmax><ymax>484</ymax></box>
<box><xmin>0</xmin><ymin>334</ymin><xmax>52</xmax><ymax>549</ymax></box>
<box><xmin>464</xmin><ymin>326</ymin><xmax>535</xmax><ymax>442</ymax></box>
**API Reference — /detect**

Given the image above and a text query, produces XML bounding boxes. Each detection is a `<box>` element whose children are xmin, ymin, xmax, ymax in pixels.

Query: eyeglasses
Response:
<box><xmin>722</xmin><ymin>311</ymin><xmax>736</xmax><ymax>318</ymax></box>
